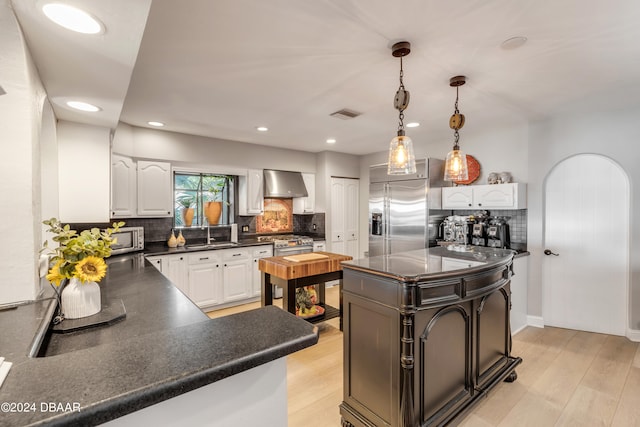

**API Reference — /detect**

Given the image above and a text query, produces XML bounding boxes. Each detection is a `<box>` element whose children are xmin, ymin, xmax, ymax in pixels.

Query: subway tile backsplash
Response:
<box><xmin>445</xmin><ymin>209</ymin><xmax>528</xmax><ymax>251</ymax></box>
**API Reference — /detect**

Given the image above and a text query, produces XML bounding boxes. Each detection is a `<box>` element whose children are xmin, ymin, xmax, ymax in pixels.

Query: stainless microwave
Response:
<box><xmin>110</xmin><ymin>226</ymin><xmax>144</xmax><ymax>255</ymax></box>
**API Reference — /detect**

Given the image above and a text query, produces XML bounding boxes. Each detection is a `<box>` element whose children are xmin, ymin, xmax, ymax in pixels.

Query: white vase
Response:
<box><xmin>61</xmin><ymin>277</ymin><xmax>101</xmax><ymax>319</ymax></box>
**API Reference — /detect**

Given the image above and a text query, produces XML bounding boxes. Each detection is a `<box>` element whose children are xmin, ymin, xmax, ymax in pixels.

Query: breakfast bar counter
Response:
<box><xmin>0</xmin><ymin>253</ymin><xmax>318</xmax><ymax>427</ymax></box>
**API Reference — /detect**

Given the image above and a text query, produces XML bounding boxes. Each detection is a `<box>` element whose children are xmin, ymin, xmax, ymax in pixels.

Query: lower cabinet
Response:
<box><xmin>251</xmin><ymin>246</ymin><xmax>273</xmax><ymax>297</ymax></box>
<box><xmin>146</xmin><ymin>244</ymin><xmax>271</xmax><ymax>311</ymax></box>
<box><xmin>222</xmin><ymin>248</ymin><xmax>251</xmax><ymax>303</ymax></box>
<box><xmin>188</xmin><ymin>252</ymin><xmax>222</xmax><ymax>308</ymax></box>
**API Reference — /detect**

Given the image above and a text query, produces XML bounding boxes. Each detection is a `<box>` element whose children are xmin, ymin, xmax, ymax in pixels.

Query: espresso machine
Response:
<box><xmin>486</xmin><ymin>217</ymin><xmax>510</xmax><ymax>249</ymax></box>
<box><xmin>470</xmin><ymin>211</ymin><xmax>489</xmax><ymax>246</ymax></box>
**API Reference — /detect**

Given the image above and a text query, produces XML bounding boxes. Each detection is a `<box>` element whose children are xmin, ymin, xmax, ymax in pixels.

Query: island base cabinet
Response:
<box><xmin>340</xmin><ymin>269</ymin><xmax>521</xmax><ymax>427</ymax></box>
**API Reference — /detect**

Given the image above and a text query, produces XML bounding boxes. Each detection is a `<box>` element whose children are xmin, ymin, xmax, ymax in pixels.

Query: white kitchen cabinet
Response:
<box><xmin>146</xmin><ymin>254</ymin><xmax>188</xmax><ymax>296</ymax></box>
<box><xmin>442</xmin><ymin>183</ymin><xmax>527</xmax><ymax>210</ymax></box>
<box><xmin>251</xmin><ymin>246</ymin><xmax>273</xmax><ymax>297</ymax></box>
<box><xmin>111</xmin><ymin>154</ymin><xmax>137</xmax><ymax>218</ymax></box>
<box><xmin>238</xmin><ymin>169</ymin><xmax>264</xmax><ymax>215</ymax></box>
<box><xmin>146</xmin><ymin>255</ymin><xmax>164</xmax><ymax>272</ymax></box>
<box><xmin>330</xmin><ymin>177</ymin><xmax>359</xmax><ymax>259</ymax></box>
<box><xmin>188</xmin><ymin>251</ymin><xmax>223</xmax><ymax>309</ymax></box>
<box><xmin>137</xmin><ymin>160</ymin><xmax>173</xmax><ymax>217</ymax></box>
<box><xmin>222</xmin><ymin>248</ymin><xmax>251</xmax><ymax>302</ymax></box>
<box><xmin>165</xmin><ymin>254</ymin><xmax>188</xmax><ymax>295</ymax></box>
<box><xmin>441</xmin><ymin>186</ymin><xmax>474</xmax><ymax>209</ymax></box>
<box><xmin>293</xmin><ymin>173</ymin><xmax>315</xmax><ymax>214</ymax></box>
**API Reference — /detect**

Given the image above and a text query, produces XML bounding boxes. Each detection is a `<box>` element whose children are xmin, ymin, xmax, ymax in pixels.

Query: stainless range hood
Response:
<box><xmin>263</xmin><ymin>169</ymin><xmax>308</xmax><ymax>198</ymax></box>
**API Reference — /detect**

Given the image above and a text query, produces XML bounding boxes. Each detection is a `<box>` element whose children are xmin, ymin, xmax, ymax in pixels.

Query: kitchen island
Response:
<box><xmin>340</xmin><ymin>246</ymin><xmax>521</xmax><ymax>427</ymax></box>
<box><xmin>0</xmin><ymin>253</ymin><xmax>318</xmax><ymax>427</ymax></box>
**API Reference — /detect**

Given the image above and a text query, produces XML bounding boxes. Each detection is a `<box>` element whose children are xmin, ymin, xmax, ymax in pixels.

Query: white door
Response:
<box><xmin>330</xmin><ymin>178</ymin><xmax>346</xmax><ymax>254</ymax></box>
<box><xmin>543</xmin><ymin>154</ymin><xmax>628</xmax><ymax>336</ymax></box>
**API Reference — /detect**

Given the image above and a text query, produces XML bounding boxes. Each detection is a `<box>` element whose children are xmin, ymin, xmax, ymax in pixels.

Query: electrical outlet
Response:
<box><xmin>312</xmin><ymin>224</ymin><xmax>317</xmax><ymax>231</ymax></box>
<box><xmin>241</xmin><ymin>225</ymin><xmax>249</xmax><ymax>232</ymax></box>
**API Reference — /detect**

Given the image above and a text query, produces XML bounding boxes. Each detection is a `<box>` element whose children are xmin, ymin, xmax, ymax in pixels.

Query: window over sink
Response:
<box><xmin>174</xmin><ymin>172</ymin><xmax>235</xmax><ymax>228</ymax></box>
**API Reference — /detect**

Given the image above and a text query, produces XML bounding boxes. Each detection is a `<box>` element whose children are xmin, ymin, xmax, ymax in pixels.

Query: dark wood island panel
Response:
<box><xmin>339</xmin><ymin>247</ymin><xmax>522</xmax><ymax>427</ymax></box>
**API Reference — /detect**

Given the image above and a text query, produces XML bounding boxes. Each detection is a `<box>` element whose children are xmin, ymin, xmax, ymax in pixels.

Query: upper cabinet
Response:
<box><xmin>137</xmin><ymin>160</ymin><xmax>173</xmax><ymax>217</ymax></box>
<box><xmin>111</xmin><ymin>154</ymin><xmax>137</xmax><ymax>218</ymax></box>
<box><xmin>442</xmin><ymin>183</ymin><xmax>527</xmax><ymax>210</ymax></box>
<box><xmin>238</xmin><ymin>169</ymin><xmax>264</xmax><ymax>215</ymax></box>
<box><xmin>293</xmin><ymin>173</ymin><xmax>315</xmax><ymax>214</ymax></box>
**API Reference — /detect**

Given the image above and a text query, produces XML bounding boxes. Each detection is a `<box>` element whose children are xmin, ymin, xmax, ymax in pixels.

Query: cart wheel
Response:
<box><xmin>504</xmin><ymin>371</ymin><xmax>518</xmax><ymax>383</ymax></box>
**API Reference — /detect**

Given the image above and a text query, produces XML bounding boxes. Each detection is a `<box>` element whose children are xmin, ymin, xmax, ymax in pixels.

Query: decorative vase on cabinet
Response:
<box><xmin>61</xmin><ymin>278</ymin><xmax>101</xmax><ymax>319</ymax></box>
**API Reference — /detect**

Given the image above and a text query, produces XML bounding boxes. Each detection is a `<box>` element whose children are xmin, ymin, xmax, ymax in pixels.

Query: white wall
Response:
<box><xmin>527</xmin><ymin>108</ymin><xmax>640</xmax><ymax>329</ymax></box>
<box><xmin>113</xmin><ymin>123</ymin><xmax>317</xmax><ymax>174</ymax></box>
<box><xmin>0</xmin><ymin>0</ymin><xmax>48</xmax><ymax>304</ymax></box>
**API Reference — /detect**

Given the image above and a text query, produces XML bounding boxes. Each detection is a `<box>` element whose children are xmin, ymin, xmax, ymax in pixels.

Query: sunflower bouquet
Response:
<box><xmin>42</xmin><ymin>218</ymin><xmax>124</xmax><ymax>286</ymax></box>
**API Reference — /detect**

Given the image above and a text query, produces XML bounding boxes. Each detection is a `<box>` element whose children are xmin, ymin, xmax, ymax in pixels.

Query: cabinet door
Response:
<box><xmin>137</xmin><ymin>160</ymin><xmax>173</xmax><ymax>217</ymax></box>
<box><xmin>165</xmin><ymin>255</ymin><xmax>188</xmax><ymax>295</ymax></box>
<box><xmin>330</xmin><ymin>178</ymin><xmax>345</xmax><ymax>252</ymax></box>
<box><xmin>223</xmin><ymin>260</ymin><xmax>251</xmax><ymax>302</ymax></box>
<box><xmin>293</xmin><ymin>173</ymin><xmax>315</xmax><ymax>214</ymax></box>
<box><xmin>473</xmin><ymin>183</ymin><xmax>526</xmax><ymax>209</ymax></box>
<box><xmin>442</xmin><ymin>187</ymin><xmax>473</xmax><ymax>209</ymax></box>
<box><xmin>474</xmin><ymin>184</ymin><xmax>514</xmax><ymax>208</ymax></box>
<box><xmin>239</xmin><ymin>169</ymin><xmax>264</xmax><ymax>215</ymax></box>
<box><xmin>345</xmin><ymin>179</ymin><xmax>359</xmax><ymax>259</ymax></box>
<box><xmin>251</xmin><ymin>246</ymin><xmax>273</xmax><ymax>297</ymax></box>
<box><xmin>188</xmin><ymin>262</ymin><xmax>222</xmax><ymax>308</ymax></box>
<box><xmin>145</xmin><ymin>255</ymin><xmax>164</xmax><ymax>272</ymax></box>
<box><xmin>111</xmin><ymin>154</ymin><xmax>136</xmax><ymax>218</ymax></box>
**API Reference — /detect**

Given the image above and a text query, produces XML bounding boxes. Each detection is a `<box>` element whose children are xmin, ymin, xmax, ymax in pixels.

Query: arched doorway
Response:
<box><xmin>542</xmin><ymin>154</ymin><xmax>629</xmax><ymax>336</ymax></box>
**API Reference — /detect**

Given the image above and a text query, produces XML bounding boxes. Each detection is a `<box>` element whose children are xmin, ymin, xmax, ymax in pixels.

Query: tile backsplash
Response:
<box><xmin>68</xmin><ymin>212</ymin><xmax>326</xmax><ymax>247</ymax></box>
<box><xmin>445</xmin><ymin>209</ymin><xmax>527</xmax><ymax>250</ymax></box>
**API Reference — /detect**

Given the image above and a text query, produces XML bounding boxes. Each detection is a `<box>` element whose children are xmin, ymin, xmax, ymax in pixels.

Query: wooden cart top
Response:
<box><xmin>258</xmin><ymin>251</ymin><xmax>353</xmax><ymax>280</ymax></box>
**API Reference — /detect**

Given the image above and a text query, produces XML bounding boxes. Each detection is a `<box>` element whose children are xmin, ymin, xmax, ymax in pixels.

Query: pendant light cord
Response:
<box><xmin>397</xmin><ymin>56</ymin><xmax>406</xmax><ymax>133</ymax></box>
<box><xmin>452</xmin><ymin>85</ymin><xmax>460</xmax><ymax>148</ymax></box>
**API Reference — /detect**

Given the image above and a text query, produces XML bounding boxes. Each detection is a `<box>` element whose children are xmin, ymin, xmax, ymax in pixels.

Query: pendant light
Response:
<box><xmin>387</xmin><ymin>41</ymin><xmax>416</xmax><ymax>175</ymax></box>
<box><xmin>444</xmin><ymin>75</ymin><xmax>469</xmax><ymax>181</ymax></box>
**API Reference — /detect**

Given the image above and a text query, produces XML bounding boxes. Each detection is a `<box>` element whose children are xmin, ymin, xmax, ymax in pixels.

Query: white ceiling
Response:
<box><xmin>12</xmin><ymin>0</ymin><xmax>640</xmax><ymax>155</ymax></box>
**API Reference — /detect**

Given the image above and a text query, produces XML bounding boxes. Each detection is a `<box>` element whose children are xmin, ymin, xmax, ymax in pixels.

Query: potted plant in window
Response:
<box><xmin>177</xmin><ymin>193</ymin><xmax>195</xmax><ymax>227</ymax></box>
<box><xmin>203</xmin><ymin>177</ymin><xmax>229</xmax><ymax>225</ymax></box>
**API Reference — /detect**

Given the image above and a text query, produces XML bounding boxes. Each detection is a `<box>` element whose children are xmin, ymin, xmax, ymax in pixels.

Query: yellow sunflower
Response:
<box><xmin>46</xmin><ymin>260</ymin><xmax>65</xmax><ymax>287</ymax></box>
<box><xmin>74</xmin><ymin>256</ymin><xmax>107</xmax><ymax>283</ymax></box>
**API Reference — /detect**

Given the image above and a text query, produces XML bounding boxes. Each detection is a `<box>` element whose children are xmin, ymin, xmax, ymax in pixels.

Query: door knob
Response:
<box><xmin>544</xmin><ymin>249</ymin><xmax>559</xmax><ymax>256</ymax></box>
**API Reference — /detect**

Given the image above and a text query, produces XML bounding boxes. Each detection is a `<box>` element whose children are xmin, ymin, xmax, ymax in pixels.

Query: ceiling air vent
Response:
<box><xmin>330</xmin><ymin>108</ymin><xmax>361</xmax><ymax>120</ymax></box>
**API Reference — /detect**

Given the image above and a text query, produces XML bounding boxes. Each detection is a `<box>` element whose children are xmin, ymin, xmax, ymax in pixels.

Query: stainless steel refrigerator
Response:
<box><xmin>369</xmin><ymin>158</ymin><xmax>445</xmax><ymax>257</ymax></box>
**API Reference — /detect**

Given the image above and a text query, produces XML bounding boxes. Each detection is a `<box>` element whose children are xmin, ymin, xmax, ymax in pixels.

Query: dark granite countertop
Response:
<box><xmin>0</xmin><ymin>253</ymin><xmax>317</xmax><ymax>426</ymax></box>
<box><xmin>143</xmin><ymin>239</ymin><xmax>273</xmax><ymax>256</ymax></box>
<box><xmin>343</xmin><ymin>246</ymin><xmax>515</xmax><ymax>282</ymax></box>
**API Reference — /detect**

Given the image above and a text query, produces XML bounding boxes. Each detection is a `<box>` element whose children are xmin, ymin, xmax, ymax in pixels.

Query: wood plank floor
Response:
<box><xmin>209</xmin><ymin>288</ymin><xmax>640</xmax><ymax>426</ymax></box>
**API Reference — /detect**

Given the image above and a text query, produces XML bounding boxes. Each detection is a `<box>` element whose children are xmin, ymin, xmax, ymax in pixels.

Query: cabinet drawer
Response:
<box><xmin>222</xmin><ymin>248</ymin><xmax>250</xmax><ymax>261</ymax></box>
<box><xmin>188</xmin><ymin>251</ymin><xmax>221</xmax><ymax>265</ymax></box>
<box><xmin>252</xmin><ymin>246</ymin><xmax>273</xmax><ymax>258</ymax></box>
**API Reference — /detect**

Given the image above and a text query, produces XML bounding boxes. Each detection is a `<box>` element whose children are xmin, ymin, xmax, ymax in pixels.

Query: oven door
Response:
<box><xmin>274</xmin><ymin>245</ymin><xmax>313</xmax><ymax>257</ymax></box>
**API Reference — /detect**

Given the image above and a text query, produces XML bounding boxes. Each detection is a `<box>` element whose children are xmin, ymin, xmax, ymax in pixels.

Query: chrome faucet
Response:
<box><xmin>204</xmin><ymin>219</ymin><xmax>216</xmax><ymax>244</ymax></box>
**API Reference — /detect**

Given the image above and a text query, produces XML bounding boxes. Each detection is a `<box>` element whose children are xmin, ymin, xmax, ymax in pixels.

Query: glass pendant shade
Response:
<box><xmin>444</xmin><ymin>148</ymin><xmax>469</xmax><ymax>181</ymax></box>
<box><xmin>387</xmin><ymin>134</ymin><xmax>416</xmax><ymax>175</ymax></box>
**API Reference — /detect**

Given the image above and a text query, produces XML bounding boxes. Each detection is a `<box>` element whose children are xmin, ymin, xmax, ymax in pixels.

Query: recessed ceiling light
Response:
<box><xmin>148</xmin><ymin>121</ymin><xmax>165</xmax><ymax>127</ymax></box>
<box><xmin>326</xmin><ymin>138</ymin><xmax>337</xmax><ymax>144</ymax></box>
<box><xmin>256</xmin><ymin>126</ymin><xmax>268</xmax><ymax>132</ymax></box>
<box><xmin>406</xmin><ymin>122</ymin><xmax>420</xmax><ymax>128</ymax></box>
<box><xmin>42</xmin><ymin>3</ymin><xmax>104</xmax><ymax>34</ymax></box>
<box><xmin>501</xmin><ymin>36</ymin><xmax>528</xmax><ymax>50</ymax></box>
<box><xmin>66</xmin><ymin>101</ymin><xmax>101</xmax><ymax>112</ymax></box>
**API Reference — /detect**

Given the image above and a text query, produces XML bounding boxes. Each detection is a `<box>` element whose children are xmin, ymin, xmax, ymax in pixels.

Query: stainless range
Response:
<box><xmin>257</xmin><ymin>234</ymin><xmax>314</xmax><ymax>256</ymax></box>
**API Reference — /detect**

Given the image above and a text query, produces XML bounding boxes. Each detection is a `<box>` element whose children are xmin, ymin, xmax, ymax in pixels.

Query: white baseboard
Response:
<box><xmin>512</xmin><ymin>324</ymin><xmax>528</xmax><ymax>335</ymax></box>
<box><xmin>626</xmin><ymin>329</ymin><xmax>640</xmax><ymax>342</ymax></box>
<box><xmin>527</xmin><ymin>315</ymin><xmax>544</xmax><ymax>329</ymax></box>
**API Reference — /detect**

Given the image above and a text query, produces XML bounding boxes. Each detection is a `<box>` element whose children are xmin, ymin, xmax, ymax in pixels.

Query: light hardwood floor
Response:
<box><xmin>208</xmin><ymin>288</ymin><xmax>640</xmax><ymax>426</ymax></box>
